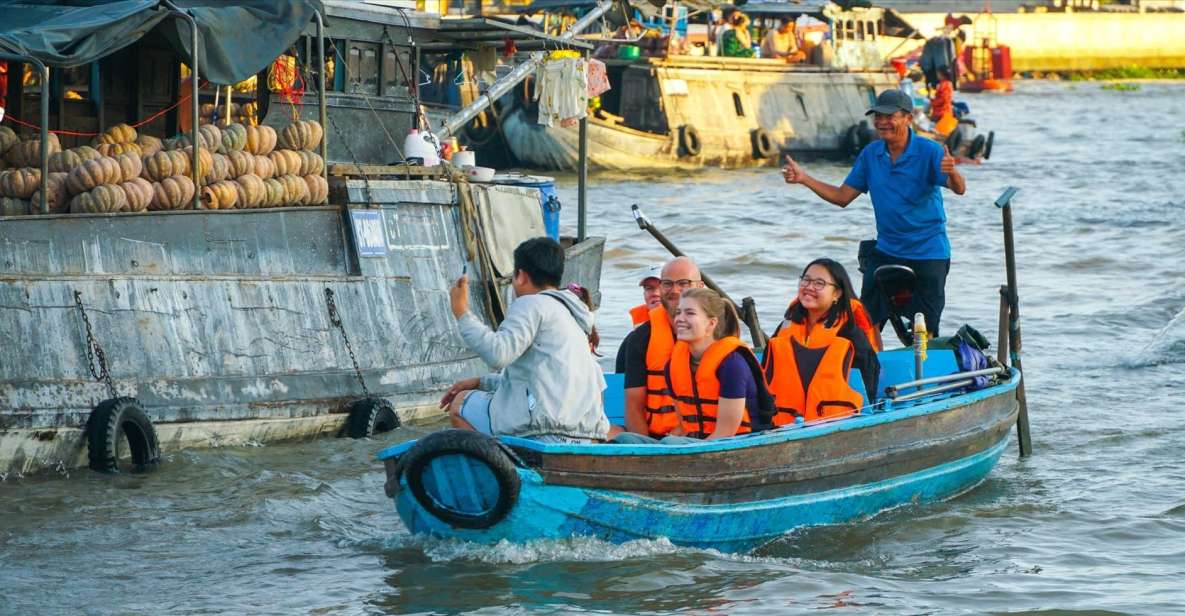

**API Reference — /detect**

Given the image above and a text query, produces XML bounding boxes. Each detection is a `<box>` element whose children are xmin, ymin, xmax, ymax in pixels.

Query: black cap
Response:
<box><xmin>866</xmin><ymin>89</ymin><xmax>913</xmax><ymax>115</ymax></box>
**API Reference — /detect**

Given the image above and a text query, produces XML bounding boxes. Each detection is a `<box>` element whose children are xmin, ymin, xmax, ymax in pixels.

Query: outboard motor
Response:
<box><xmin>874</xmin><ymin>264</ymin><xmax>918</xmax><ymax>347</ymax></box>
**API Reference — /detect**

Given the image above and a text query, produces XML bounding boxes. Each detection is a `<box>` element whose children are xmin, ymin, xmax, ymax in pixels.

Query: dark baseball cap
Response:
<box><xmin>866</xmin><ymin>89</ymin><xmax>913</xmax><ymax>115</ymax></box>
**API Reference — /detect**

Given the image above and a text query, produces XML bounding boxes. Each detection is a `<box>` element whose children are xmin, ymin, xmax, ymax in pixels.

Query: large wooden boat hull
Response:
<box><xmin>500</xmin><ymin>58</ymin><xmax>900</xmax><ymax>171</ymax></box>
<box><xmin>380</xmin><ymin>369</ymin><xmax>1020</xmax><ymax>552</ymax></box>
<box><xmin>0</xmin><ymin>179</ymin><xmax>603</xmax><ymax>476</ymax></box>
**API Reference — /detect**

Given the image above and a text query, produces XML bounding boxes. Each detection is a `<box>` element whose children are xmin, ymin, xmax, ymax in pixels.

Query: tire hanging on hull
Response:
<box><xmin>344</xmin><ymin>397</ymin><xmax>400</xmax><ymax>439</ymax></box>
<box><xmin>678</xmin><ymin>124</ymin><xmax>701</xmax><ymax>157</ymax></box>
<box><xmin>84</xmin><ymin>397</ymin><xmax>161</xmax><ymax>473</ymax></box>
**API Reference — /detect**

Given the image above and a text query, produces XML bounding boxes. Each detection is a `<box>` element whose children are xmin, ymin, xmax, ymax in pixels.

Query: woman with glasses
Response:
<box><xmin>763</xmin><ymin>258</ymin><xmax>880</xmax><ymax>426</ymax></box>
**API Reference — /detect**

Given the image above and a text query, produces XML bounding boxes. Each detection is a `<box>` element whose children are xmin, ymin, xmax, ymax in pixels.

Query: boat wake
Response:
<box><xmin>1122</xmin><ymin>306</ymin><xmax>1185</xmax><ymax>367</ymax></box>
<box><xmin>384</xmin><ymin>533</ymin><xmax>694</xmax><ymax>564</ymax></box>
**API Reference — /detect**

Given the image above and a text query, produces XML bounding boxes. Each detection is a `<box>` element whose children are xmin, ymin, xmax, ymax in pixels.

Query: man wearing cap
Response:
<box><xmin>781</xmin><ymin>89</ymin><xmax>965</xmax><ymax>335</ymax></box>
<box><xmin>615</xmin><ymin>264</ymin><xmax>664</xmax><ymax>374</ymax></box>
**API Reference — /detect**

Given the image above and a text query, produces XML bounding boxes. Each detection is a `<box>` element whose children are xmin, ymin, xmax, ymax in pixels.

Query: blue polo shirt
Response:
<box><xmin>843</xmin><ymin>130</ymin><xmax>951</xmax><ymax>260</ymax></box>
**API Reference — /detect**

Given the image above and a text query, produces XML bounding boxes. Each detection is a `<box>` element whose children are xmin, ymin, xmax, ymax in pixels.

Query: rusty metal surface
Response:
<box><xmin>0</xmin><ymin>179</ymin><xmax>604</xmax><ymax>474</ymax></box>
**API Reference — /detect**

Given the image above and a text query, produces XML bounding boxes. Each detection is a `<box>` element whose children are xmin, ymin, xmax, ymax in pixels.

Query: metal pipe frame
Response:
<box><xmin>885</xmin><ymin>366</ymin><xmax>1006</xmax><ymax>398</ymax></box>
<box><xmin>891</xmin><ymin>378</ymin><xmax>975</xmax><ymax>403</ymax></box>
<box><xmin>0</xmin><ymin>52</ymin><xmax>50</xmax><ymax>214</ymax></box>
<box><xmin>163</xmin><ymin>0</ymin><xmax>201</xmax><ymax>210</ymax></box>
<box><xmin>315</xmin><ymin>10</ymin><xmax>328</xmax><ymax>182</ymax></box>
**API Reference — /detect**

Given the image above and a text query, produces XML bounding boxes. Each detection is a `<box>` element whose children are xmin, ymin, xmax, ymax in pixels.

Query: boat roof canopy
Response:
<box><xmin>742</xmin><ymin>1</ymin><xmax>920</xmax><ymax>38</ymax></box>
<box><xmin>0</xmin><ymin>0</ymin><xmax>324</xmax><ymax>85</ymax></box>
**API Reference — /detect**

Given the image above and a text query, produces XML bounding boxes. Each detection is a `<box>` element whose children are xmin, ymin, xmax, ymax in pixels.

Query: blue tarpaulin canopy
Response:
<box><xmin>0</xmin><ymin>0</ymin><xmax>323</xmax><ymax>84</ymax></box>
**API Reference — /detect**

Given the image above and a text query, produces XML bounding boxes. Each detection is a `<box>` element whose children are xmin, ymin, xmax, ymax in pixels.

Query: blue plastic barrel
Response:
<box><xmin>492</xmin><ymin>174</ymin><xmax>561</xmax><ymax>241</ymax></box>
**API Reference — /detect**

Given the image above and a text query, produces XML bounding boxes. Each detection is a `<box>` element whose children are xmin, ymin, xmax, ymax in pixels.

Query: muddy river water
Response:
<box><xmin>2</xmin><ymin>81</ymin><xmax>1184</xmax><ymax>615</ymax></box>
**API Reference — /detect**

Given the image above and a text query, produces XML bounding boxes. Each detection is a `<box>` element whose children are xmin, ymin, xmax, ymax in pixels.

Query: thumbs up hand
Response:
<box><xmin>781</xmin><ymin>155</ymin><xmax>805</xmax><ymax>185</ymax></box>
<box><xmin>941</xmin><ymin>145</ymin><xmax>957</xmax><ymax>175</ymax></box>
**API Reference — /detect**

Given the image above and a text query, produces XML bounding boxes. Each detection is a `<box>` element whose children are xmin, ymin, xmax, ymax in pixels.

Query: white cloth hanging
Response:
<box><xmin>534</xmin><ymin>58</ymin><xmax>588</xmax><ymax>127</ymax></box>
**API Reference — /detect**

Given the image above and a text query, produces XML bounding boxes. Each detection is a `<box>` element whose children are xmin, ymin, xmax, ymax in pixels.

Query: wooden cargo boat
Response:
<box><xmin>0</xmin><ymin>1</ymin><xmax>604</xmax><ymax>476</ymax></box>
<box><xmin>378</xmin><ymin>349</ymin><xmax>1021</xmax><ymax>552</ymax></box>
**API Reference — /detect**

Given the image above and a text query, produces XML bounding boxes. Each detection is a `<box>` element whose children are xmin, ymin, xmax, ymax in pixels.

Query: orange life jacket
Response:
<box><xmin>782</xmin><ymin>299</ymin><xmax>881</xmax><ymax>352</ymax></box>
<box><xmin>629</xmin><ymin>304</ymin><xmax>650</xmax><ymax>327</ymax></box>
<box><xmin>765</xmin><ymin>319</ymin><xmax>863</xmax><ymax>426</ymax></box>
<box><xmin>667</xmin><ymin>336</ymin><xmax>753</xmax><ymax>439</ymax></box>
<box><xmin>644</xmin><ymin>306</ymin><xmax>679</xmax><ymax>437</ymax></box>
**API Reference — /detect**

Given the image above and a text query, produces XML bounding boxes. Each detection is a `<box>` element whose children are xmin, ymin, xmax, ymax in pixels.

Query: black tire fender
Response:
<box><xmin>983</xmin><ymin>131</ymin><xmax>995</xmax><ymax>160</ymax></box>
<box><xmin>401</xmin><ymin>429</ymin><xmax>521</xmax><ymax>529</ymax></box>
<box><xmin>344</xmin><ymin>397</ymin><xmax>400</xmax><ymax>439</ymax></box>
<box><xmin>944</xmin><ymin>128</ymin><xmax>964</xmax><ymax>153</ymax></box>
<box><xmin>968</xmin><ymin>134</ymin><xmax>988</xmax><ymax>159</ymax></box>
<box><xmin>750</xmin><ymin>128</ymin><xmax>775</xmax><ymax>159</ymax></box>
<box><xmin>843</xmin><ymin>123</ymin><xmax>862</xmax><ymax>157</ymax></box>
<box><xmin>84</xmin><ymin>397</ymin><xmax>160</xmax><ymax>473</ymax></box>
<box><xmin>678</xmin><ymin>124</ymin><xmax>701</xmax><ymax>157</ymax></box>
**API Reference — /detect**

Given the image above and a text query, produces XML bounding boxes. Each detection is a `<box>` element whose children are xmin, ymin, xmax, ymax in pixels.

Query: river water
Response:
<box><xmin>3</xmin><ymin>81</ymin><xmax>1184</xmax><ymax>615</ymax></box>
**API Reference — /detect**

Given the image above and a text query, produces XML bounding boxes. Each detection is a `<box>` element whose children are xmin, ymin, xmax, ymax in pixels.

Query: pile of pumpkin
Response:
<box><xmin>198</xmin><ymin>101</ymin><xmax>259</xmax><ymax>127</ymax></box>
<box><xmin>0</xmin><ymin>119</ymin><xmax>327</xmax><ymax>216</ymax></box>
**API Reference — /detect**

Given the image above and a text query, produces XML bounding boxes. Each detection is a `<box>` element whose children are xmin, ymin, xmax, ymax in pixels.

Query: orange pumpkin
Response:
<box><xmin>297</xmin><ymin>150</ymin><xmax>325</xmax><ymax>177</ymax></box>
<box><xmin>226</xmin><ymin>150</ymin><xmax>254</xmax><ymax>178</ymax></box>
<box><xmin>7</xmin><ymin>134</ymin><xmax>62</xmax><ymax>167</ymax></box>
<box><xmin>276</xmin><ymin>174</ymin><xmax>309</xmax><ymax>206</ymax></box>
<box><xmin>235</xmin><ymin>173</ymin><xmax>266</xmax><ymax>209</ymax></box>
<box><xmin>136</xmin><ymin>135</ymin><xmax>163</xmax><ymax>157</ymax></box>
<box><xmin>252</xmin><ymin>154</ymin><xmax>276</xmax><ymax>179</ymax></box>
<box><xmin>243</xmin><ymin>125</ymin><xmax>277</xmax><ymax>155</ymax></box>
<box><xmin>220</xmin><ymin>123</ymin><xmax>247</xmax><ymax>153</ymax></box>
<box><xmin>96</xmin><ymin>142</ymin><xmax>143</xmax><ymax>158</ymax></box>
<box><xmin>261</xmin><ymin>178</ymin><xmax>285</xmax><ymax>207</ymax></box>
<box><xmin>268</xmin><ymin>149</ymin><xmax>301</xmax><ymax>176</ymax></box>
<box><xmin>66</xmin><ymin>157</ymin><xmax>121</xmax><ymax>195</ymax></box>
<box><xmin>120</xmin><ymin>177</ymin><xmax>154</xmax><ymax>212</ymax></box>
<box><xmin>0</xmin><ymin>167</ymin><xmax>42</xmax><ymax>199</ymax></box>
<box><xmin>150</xmin><ymin>175</ymin><xmax>196</xmax><ymax>210</ymax></box>
<box><xmin>94</xmin><ymin>123</ymin><xmax>137</xmax><ymax>146</ymax></box>
<box><xmin>114</xmin><ymin>153</ymin><xmax>143</xmax><ymax>183</ymax></box>
<box><xmin>199</xmin><ymin>179</ymin><xmax>239</xmax><ymax>209</ymax></box>
<box><xmin>70</xmin><ymin>184</ymin><xmax>127</xmax><ymax>214</ymax></box>
<box><xmin>279</xmin><ymin>120</ymin><xmax>324</xmax><ymax>151</ymax></box>
<box><xmin>31</xmin><ymin>172</ymin><xmax>70</xmax><ymax>214</ymax></box>
<box><xmin>205</xmin><ymin>153</ymin><xmax>232</xmax><ymax>184</ymax></box>
<box><xmin>304</xmin><ymin>174</ymin><xmax>329</xmax><ymax>205</ymax></box>
<box><xmin>144</xmin><ymin>150</ymin><xmax>189</xmax><ymax>182</ymax></box>
<box><xmin>49</xmin><ymin>146</ymin><xmax>102</xmax><ymax>173</ymax></box>
<box><xmin>0</xmin><ymin>126</ymin><xmax>18</xmax><ymax>159</ymax></box>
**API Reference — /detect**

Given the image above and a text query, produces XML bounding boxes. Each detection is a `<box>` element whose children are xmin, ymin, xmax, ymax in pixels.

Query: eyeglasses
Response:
<box><xmin>798</xmin><ymin>275</ymin><xmax>837</xmax><ymax>291</ymax></box>
<box><xmin>659</xmin><ymin>278</ymin><xmax>701</xmax><ymax>290</ymax></box>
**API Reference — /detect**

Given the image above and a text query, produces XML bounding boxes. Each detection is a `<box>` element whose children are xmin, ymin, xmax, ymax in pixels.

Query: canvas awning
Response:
<box><xmin>0</xmin><ymin>0</ymin><xmax>323</xmax><ymax>84</ymax></box>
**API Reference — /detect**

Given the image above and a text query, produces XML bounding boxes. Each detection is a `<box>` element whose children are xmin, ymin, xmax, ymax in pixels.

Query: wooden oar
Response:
<box><xmin>995</xmin><ymin>186</ymin><xmax>1033</xmax><ymax>457</ymax></box>
<box><xmin>631</xmin><ymin>204</ymin><xmax>769</xmax><ymax>350</ymax></box>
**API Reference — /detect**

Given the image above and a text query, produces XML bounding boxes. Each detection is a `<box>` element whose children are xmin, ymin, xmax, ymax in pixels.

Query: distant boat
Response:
<box><xmin>378</xmin><ymin>348</ymin><xmax>1020</xmax><ymax>552</ymax></box>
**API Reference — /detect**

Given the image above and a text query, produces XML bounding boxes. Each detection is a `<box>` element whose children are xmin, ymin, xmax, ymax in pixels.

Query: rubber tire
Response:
<box><xmin>944</xmin><ymin>128</ymin><xmax>964</xmax><ymax>153</ymax></box>
<box><xmin>401</xmin><ymin>429</ymin><xmax>520</xmax><ymax>530</ymax></box>
<box><xmin>679</xmin><ymin>124</ymin><xmax>701</xmax><ymax>157</ymax></box>
<box><xmin>750</xmin><ymin>128</ymin><xmax>775</xmax><ymax>159</ymax></box>
<box><xmin>84</xmin><ymin>397</ymin><xmax>160</xmax><ymax>473</ymax></box>
<box><xmin>968</xmin><ymin>134</ymin><xmax>987</xmax><ymax>159</ymax></box>
<box><xmin>983</xmin><ymin>131</ymin><xmax>995</xmax><ymax>160</ymax></box>
<box><xmin>843</xmin><ymin>124</ymin><xmax>862</xmax><ymax>157</ymax></box>
<box><xmin>344</xmin><ymin>397</ymin><xmax>400</xmax><ymax>439</ymax></box>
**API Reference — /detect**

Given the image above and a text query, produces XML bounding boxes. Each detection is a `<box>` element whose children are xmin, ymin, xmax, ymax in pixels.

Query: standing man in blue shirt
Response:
<box><xmin>781</xmin><ymin>89</ymin><xmax>965</xmax><ymax>335</ymax></box>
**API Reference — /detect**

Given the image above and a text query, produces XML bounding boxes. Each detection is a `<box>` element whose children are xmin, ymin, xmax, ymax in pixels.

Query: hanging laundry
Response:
<box><xmin>534</xmin><ymin>56</ymin><xmax>588</xmax><ymax>127</ymax></box>
<box><xmin>586</xmin><ymin>58</ymin><xmax>611</xmax><ymax>98</ymax></box>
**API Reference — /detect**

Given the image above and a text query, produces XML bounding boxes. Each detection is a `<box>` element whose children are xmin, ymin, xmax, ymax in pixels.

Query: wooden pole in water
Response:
<box><xmin>995</xmin><ymin>186</ymin><xmax>1033</xmax><ymax>457</ymax></box>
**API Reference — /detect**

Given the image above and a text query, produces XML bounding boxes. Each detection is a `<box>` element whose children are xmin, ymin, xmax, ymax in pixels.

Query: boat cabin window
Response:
<box><xmin>732</xmin><ymin>92</ymin><xmax>745</xmax><ymax>117</ymax></box>
<box><xmin>345</xmin><ymin>41</ymin><xmax>381</xmax><ymax>96</ymax></box>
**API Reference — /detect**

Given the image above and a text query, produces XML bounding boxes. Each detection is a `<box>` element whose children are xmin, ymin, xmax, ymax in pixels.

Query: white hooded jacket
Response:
<box><xmin>458</xmin><ymin>289</ymin><xmax>608</xmax><ymax>440</ymax></box>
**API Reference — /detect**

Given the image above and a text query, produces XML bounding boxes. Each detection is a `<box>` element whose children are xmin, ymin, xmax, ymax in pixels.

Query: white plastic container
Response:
<box><xmin>402</xmin><ymin>129</ymin><xmax>440</xmax><ymax>166</ymax></box>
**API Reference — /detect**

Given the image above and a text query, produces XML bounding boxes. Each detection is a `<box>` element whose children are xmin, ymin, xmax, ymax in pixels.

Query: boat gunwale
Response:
<box><xmin>376</xmin><ymin>369</ymin><xmax>1022</xmax><ymax>461</ymax></box>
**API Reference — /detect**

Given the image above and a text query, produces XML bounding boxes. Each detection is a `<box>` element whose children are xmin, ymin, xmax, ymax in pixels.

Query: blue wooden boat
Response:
<box><xmin>377</xmin><ymin>348</ymin><xmax>1021</xmax><ymax>553</ymax></box>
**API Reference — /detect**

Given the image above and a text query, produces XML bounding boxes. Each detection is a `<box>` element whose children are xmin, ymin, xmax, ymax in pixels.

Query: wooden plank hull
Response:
<box><xmin>383</xmin><ymin>370</ymin><xmax>1021</xmax><ymax>552</ymax></box>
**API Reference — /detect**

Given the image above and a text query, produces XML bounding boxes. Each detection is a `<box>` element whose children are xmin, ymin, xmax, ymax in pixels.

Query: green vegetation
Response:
<box><xmin>1101</xmin><ymin>83</ymin><xmax>1141</xmax><ymax>92</ymax></box>
<box><xmin>1068</xmin><ymin>66</ymin><xmax>1185</xmax><ymax>81</ymax></box>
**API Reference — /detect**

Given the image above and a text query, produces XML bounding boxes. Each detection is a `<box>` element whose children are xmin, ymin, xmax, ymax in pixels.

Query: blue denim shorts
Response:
<box><xmin>459</xmin><ymin>390</ymin><xmax>494</xmax><ymax>435</ymax></box>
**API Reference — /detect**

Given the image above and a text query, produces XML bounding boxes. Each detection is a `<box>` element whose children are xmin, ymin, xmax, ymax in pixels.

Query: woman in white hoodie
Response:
<box><xmin>440</xmin><ymin>237</ymin><xmax>609</xmax><ymax>443</ymax></box>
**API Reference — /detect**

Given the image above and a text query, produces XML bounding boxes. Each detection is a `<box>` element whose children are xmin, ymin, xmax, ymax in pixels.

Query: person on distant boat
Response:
<box><xmin>720</xmin><ymin>13</ymin><xmax>755</xmax><ymax>58</ymax></box>
<box><xmin>617</xmin><ymin>256</ymin><xmax>705</xmax><ymax>438</ymax></box>
<box><xmin>442</xmin><ymin>237</ymin><xmax>609</xmax><ymax>443</ymax></box>
<box><xmin>929</xmin><ymin>68</ymin><xmax>956</xmax><ymax>135</ymax></box>
<box><xmin>760</xmin><ymin>18</ymin><xmax>805</xmax><ymax>63</ymax></box>
<box><xmin>765</xmin><ymin>259</ymin><xmax>881</xmax><ymax>423</ymax></box>
<box><xmin>615</xmin><ymin>288</ymin><xmax>770</xmax><ymax>444</ymax></box>
<box><xmin>780</xmin><ymin>89</ymin><xmax>965</xmax><ymax>336</ymax></box>
<box><xmin>615</xmin><ymin>264</ymin><xmax>663</xmax><ymax>373</ymax></box>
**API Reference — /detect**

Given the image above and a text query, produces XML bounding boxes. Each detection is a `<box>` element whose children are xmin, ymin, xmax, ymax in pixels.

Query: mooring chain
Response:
<box><xmin>73</xmin><ymin>290</ymin><xmax>116</xmax><ymax>399</ymax></box>
<box><xmin>324</xmin><ymin>288</ymin><xmax>370</xmax><ymax>398</ymax></box>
